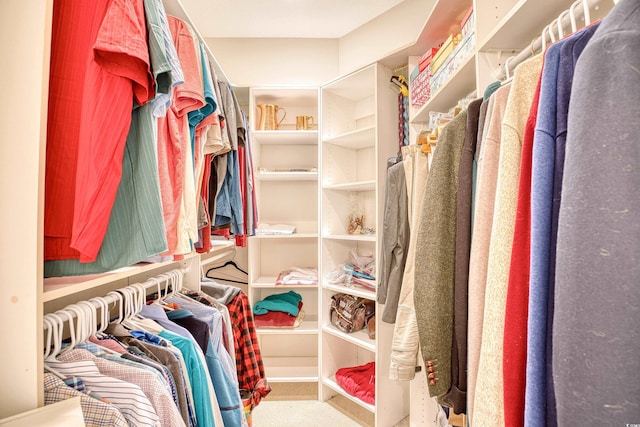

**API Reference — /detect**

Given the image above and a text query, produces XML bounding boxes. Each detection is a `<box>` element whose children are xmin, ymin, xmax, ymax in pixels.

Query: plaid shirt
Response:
<box><xmin>44</xmin><ymin>373</ymin><xmax>128</xmax><ymax>427</ymax></box>
<box><xmin>226</xmin><ymin>291</ymin><xmax>271</xmax><ymax>406</ymax></box>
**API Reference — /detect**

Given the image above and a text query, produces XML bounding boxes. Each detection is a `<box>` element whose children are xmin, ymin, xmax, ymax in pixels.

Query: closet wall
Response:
<box><xmin>206</xmin><ymin>0</ymin><xmax>433</xmax><ymax>87</ymax></box>
<box><xmin>204</xmin><ymin>38</ymin><xmax>338</xmax><ymax>87</ymax></box>
<box><xmin>0</xmin><ymin>0</ymin><xmax>51</xmax><ymax>416</ymax></box>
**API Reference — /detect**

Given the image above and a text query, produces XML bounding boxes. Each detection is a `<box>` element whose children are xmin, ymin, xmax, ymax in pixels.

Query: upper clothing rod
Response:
<box><xmin>500</xmin><ymin>0</ymin><xmax>606</xmax><ymax>79</ymax></box>
<box><xmin>42</xmin><ymin>267</ymin><xmax>187</xmax><ymax>333</ymax></box>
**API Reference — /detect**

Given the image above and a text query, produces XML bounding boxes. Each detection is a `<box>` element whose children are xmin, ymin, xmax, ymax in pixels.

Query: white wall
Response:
<box><xmin>206</xmin><ymin>0</ymin><xmax>435</xmax><ymax>87</ymax></box>
<box><xmin>206</xmin><ymin>37</ymin><xmax>339</xmax><ymax>87</ymax></box>
<box><xmin>338</xmin><ymin>0</ymin><xmax>435</xmax><ymax>75</ymax></box>
<box><xmin>0</xmin><ymin>0</ymin><xmax>51</xmax><ymax>417</ymax></box>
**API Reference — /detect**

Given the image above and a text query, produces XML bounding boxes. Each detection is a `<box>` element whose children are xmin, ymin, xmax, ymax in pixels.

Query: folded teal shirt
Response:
<box><xmin>253</xmin><ymin>291</ymin><xmax>302</xmax><ymax>316</ymax></box>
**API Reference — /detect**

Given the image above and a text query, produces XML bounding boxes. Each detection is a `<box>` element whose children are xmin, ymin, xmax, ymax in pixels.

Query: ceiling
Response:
<box><xmin>180</xmin><ymin>0</ymin><xmax>407</xmax><ymax>39</ymax></box>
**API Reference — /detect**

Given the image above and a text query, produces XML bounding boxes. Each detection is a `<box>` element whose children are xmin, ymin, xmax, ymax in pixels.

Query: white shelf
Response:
<box><xmin>257</xmin><ymin>320</ymin><xmax>319</xmax><ymax>335</ymax></box>
<box><xmin>263</xmin><ymin>357</ymin><xmax>319</xmax><ymax>383</ymax></box>
<box><xmin>256</xmin><ymin>171</ymin><xmax>318</xmax><ymax>181</ymax></box>
<box><xmin>251</xmin><ymin>276</ymin><xmax>317</xmax><ymax>288</ymax></box>
<box><xmin>322</xmin><ymin>234</ymin><xmax>376</xmax><ymax>242</ymax></box>
<box><xmin>478</xmin><ymin>0</ymin><xmax>571</xmax><ymax>52</ymax></box>
<box><xmin>252</xmin><ymin>233</ymin><xmax>318</xmax><ymax>240</ymax></box>
<box><xmin>411</xmin><ymin>54</ymin><xmax>477</xmax><ymax>123</ymax></box>
<box><xmin>251</xmin><ymin>130</ymin><xmax>318</xmax><ymax>145</ymax></box>
<box><xmin>43</xmin><ymin>252</ymin><xmax>200</xmax><ymax>302</ymax></box>
<box><xmin>322</xmin><ymin>180</ymin><xmax>376</xmax><ymax>192</ymax></box>
<box><xmin>323</xmin><ymin>283</ymin><xmax>376</xmax><ymax>301</ymax></box>
<box><xmin>323</xmin><ymin>126</ymin><xmax>376</xmax><ymax>150</ymax></box>
<box><xmin>322</xmin><ymin>324</ymin><xmax>376</xmax><ymax>352</ymax></box>
<box><xmin>323</xmin><ymin>377</ymin><xmax>375</xmax><ymax>413</ymax></box>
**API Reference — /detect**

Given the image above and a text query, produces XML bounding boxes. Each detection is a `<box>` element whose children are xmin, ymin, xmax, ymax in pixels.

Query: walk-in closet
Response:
<box><xmin>1</xmin><ymin>0</ymin><xmax>638</xmax><ymax>425</ymax></box>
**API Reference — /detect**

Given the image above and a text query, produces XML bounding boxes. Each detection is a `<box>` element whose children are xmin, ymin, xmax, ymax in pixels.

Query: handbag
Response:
<box><xmin>330</xmin><ymin>293</ymin><xmax>375</xmax><ymax>334</ymax></box>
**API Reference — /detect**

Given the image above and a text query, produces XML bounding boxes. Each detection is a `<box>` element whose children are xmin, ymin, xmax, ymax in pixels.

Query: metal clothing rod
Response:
<box><xmin>500</xmin><ymin>0</ymin><xmax>608</xmax><ymax>79</ymax></box>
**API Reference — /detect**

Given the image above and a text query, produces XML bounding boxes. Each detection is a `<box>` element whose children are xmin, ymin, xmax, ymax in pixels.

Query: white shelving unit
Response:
<box><xmin>248</xmin><ymin>87</ymin><xmax>320</xmax><ymax>384</ymax></box>
<box><xmin>319</xmin><ymin>62</ymin><xmax>410</xmax><ymax>427</ymax></box>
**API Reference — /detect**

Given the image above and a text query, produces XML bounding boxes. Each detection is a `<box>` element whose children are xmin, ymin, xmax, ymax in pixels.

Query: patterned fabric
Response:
<box><xmin>44</xmin><ymin>373</ymin><xmax>128</xmax><ymax>427</ymax></box>
<box><xmin>131</xmin><ymin>330</ymin><xmax>170</xmax><ymax>347</ymax></box>
<box><xmin>226</xmin><ymin>291</ymin><xmax>271</xmax><ymax>406</ymax></box>
<box><xmin>76</xmin><ymin>340</ymin><xmax>179</xmax><ymax>410</ymax></box>
<box><xmin>57</xmin><ymin>348</ymin><xmax>184</xmax><ymax>427</ymax></box>
<box><xmin>63</xmin><ymin>376</ymin><xmax>87</xmax><ymax>393</ymax></box>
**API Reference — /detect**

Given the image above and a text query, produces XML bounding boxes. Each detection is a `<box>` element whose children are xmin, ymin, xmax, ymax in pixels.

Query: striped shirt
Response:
<box><xmin>59</xmin><ymin>349</ymin><xmax>185</xmax><ymax>427</ymax></box>
<box><xmin>45</xmin><ymin>353</ymin><xmax>160</xmax><ymax>427</ymax></box>
<box><xmin>44</xmin><ymin>373</ymin><xmax>128</xmax><ymax>427</ymax></box>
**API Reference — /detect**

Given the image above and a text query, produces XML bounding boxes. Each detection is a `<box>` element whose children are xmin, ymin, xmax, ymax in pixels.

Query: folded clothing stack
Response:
<box><xmin>255</xmin><ymin>223</ymin><xmax>296</xmax><ymax>235</ymax></box>
<box><xmin>276</xmin><ymin>267</ymin><xmax>318</xmax><ymax>286</ymax></box>
<box><xmin>253</xmin><ymin>290</ymin><xmax>304</xmax><ymax>328</ymax></box>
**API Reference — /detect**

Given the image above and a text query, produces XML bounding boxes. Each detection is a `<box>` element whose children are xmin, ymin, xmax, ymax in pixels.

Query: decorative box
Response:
<box><xmin>410</xmin><ymin>66</ymin><xmax>432</xmax><ymax>108</ymax></box>
<box><xmin>430</xmin><ymin>33</ymin><xmax>462</xmax><ymax>75</ymax></box>
<box><xmin>410</xmin><ymin>65</ymin><xmax>420</xmax><ymax>82</ymax></box>
<box><xmin>419</xmin><ymin>47</ymin><xmax>440</xmax><ymax>72</ymax></box>
<box><xmin>460</xmin><ymin>6</ymin><xmax>475</xmax><ymax>37</ymax></box>
<box><xmin>429</xmin><ymin>31</ymin><xmax>475</xmax><ymax>95</ymax></box>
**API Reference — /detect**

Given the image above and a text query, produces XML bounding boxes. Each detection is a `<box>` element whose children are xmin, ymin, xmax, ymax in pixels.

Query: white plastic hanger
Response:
<box><xmin>47</xmin><ymin>310</ymin><xmax>76</xmax><ymax>356</ymax></box>
<box><xmin>503</xmin><ymin>56</ymin><xmax>517</xmax><ymax>84</ymax></box>
<box><xmin>43</xmin><ymin>315</ymin><xmax>54</xmax><ymax>360</ymax></box>
<box><xmin>541</xmin><ymin>24</ymin><xmax>549</xmax><ymax>52</ymax></box>
<box><xmin>557</xmin><ymin>11</ymin><xmax>568</xmax><ymax>38</ymax></box>
<box><xmin>63</xmin><ymin>304</ymin><xmax>89</xmax><ymax>346</ymax></box>
<box><xmin>42</xmin><ymin>315</ymin><xmax>67</xmax><ymax>378</ymax></box>
<box><xmin>582</xmin><ymin>0</ymin><xmax>592</xmax><ymax>25</ymax></box>
<box><xmin>88</xmin><ymin>296</ymin><xmax>110</xmax><ymax>335</ymax></box>
<box><xmin>548</xmin><ymin>21</ymin><xmax>558</xmax><ymax>43</ymax></box>
<box><xmin>106</xmin><ymin>290</ymin><xmax>125</xmax><ymax>324</ymax></box>
<box><xmin>43</xmin><ymin>313</ymin><xmax>64</xmax><ymax>361</ymax></box>
<box><xmin>129</xmin><ymin>282</ymin><xmax>165</xmax><ymax>333</ymax></box>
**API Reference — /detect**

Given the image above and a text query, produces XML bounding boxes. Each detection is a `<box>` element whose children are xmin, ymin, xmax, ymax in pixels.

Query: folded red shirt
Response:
<box><xmin>335</xmin><ymin>361</ymin><xmax>375</xmax><ymax>405</ymax></box>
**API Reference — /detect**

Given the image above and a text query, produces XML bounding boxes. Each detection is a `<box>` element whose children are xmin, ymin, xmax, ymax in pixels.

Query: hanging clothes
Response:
<box><xmin>502</xmin><ymin>64</ymin><xmax>543</xmax><ymax>427</ymax></box>
<box><xmin>414</xmin><ymin>109</ymin><xmax>468</xmax><ymax>400</ymax></box>
<box><xmin>44</xmin><ymin>0</ymin><xmax>153</xmax><ymax>263</ymax></box>
<box><xmin>466</xmin><ymin>83</ymin><xmax>511</xmax><ymax>420</ymax></box>
<box><xmin>389</xmin><ymin>148</ymin><xmax>429</xmax><ymax>381</ymax></box>
<box><xmin>524</xmin><ymin>23</ymin><xmax>600</xmax><ymax>427</ymax></box>
<box><xmin>200</xmin><ymin>287</ymin><xmax>272</xmax><ymax>406</ymax></box>
<box><xmin>473</xmin><ymin>54</ymin><xmax>543</xmax><ymax>427</ymax></box>
<box><xmin>44</xmin><ymin>373</ymin><xmax>129</xmax><ymax>427</ymax></box>
<box><xmin>440</xmin><ymin>97</ymin><xmax>482</xmax><ymax>414</ymax></box>
<box><xmin>214</xmin><ymin>82</ymin><xmax>246</xmax><ymax>238</ymax></box>
<box><xmin>378</xmin><ymin>160</ymin><xmax>410</xmax><ymax>323</ymax></box>
<box><xmin>552</xmin><ymin>0</ymin><xmax>640</xmax><ymax>424</ymax></box>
